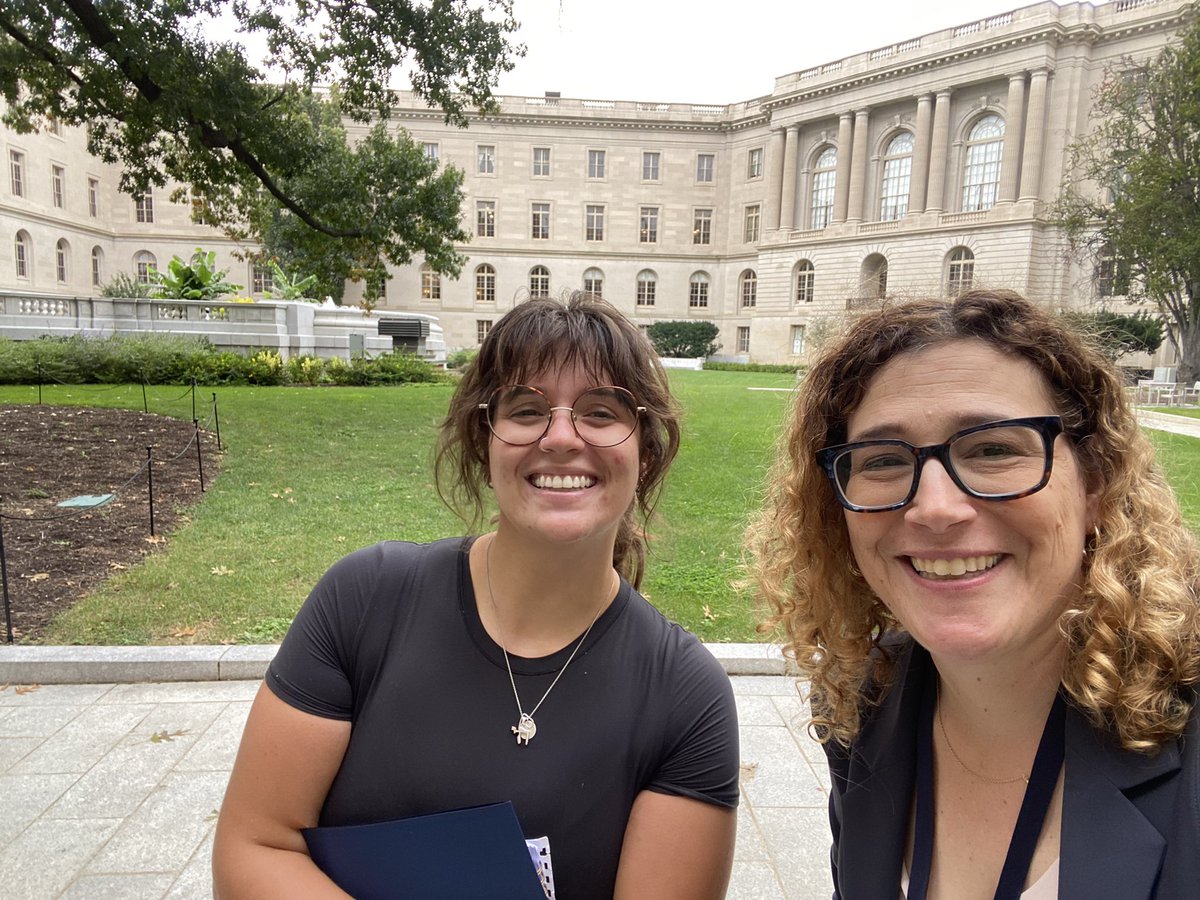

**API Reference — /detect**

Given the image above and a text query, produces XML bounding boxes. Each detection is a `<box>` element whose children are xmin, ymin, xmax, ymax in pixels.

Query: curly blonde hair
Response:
<box><xmin>746</xmin><ymin>290</ymin><xmax>1200</xmax><ymax>752</ymax></box>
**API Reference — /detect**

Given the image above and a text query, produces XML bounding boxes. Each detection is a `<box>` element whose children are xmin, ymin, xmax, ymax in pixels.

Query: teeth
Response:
<box><xmin>910</xmin><ymin>554</ymin><xmax>1000</xmax><ymax>577</ymax></box>
<box><xmin>533</xmin><ymin>474</ymin><xmax>596</xmax><ymax>490</ymax></box>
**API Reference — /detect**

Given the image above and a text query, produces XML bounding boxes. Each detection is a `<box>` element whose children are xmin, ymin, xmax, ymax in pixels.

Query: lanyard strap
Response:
<box><xmin>908</xmin><ymin>678</ymin><xmax>1066</xmax><ymax>900</ymax></box>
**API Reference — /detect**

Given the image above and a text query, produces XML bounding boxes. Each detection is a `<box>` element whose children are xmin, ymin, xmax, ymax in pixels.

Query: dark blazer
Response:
<box><xmin>822</xmin><ymin>637</ymin><xmax>1200</xmax><ymax>899</ymax></box>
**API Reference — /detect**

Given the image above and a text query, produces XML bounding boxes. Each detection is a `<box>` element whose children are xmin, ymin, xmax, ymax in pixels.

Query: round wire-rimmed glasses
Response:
<box><xmin>816</xmin><ymin>416</ymin><xmax>1066</xmax><ymax>513</ymax></box>
<box><xmin>479</xmin><ymin>384</ymin><xmax>646</xmax><ymax>447</ymax></box>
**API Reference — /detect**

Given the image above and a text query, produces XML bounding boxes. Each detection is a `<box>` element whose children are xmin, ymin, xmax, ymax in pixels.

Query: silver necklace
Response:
<box><xmin>484</xmin><ymin>535</ymin><xmax>609</xmax><ymax>746</ymax></box>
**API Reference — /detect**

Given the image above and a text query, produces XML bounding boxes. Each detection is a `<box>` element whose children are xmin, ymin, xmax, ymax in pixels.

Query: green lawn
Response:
<box><xmin>0</xmin><ymin>371</ymin><xmax>796</xmax><ymax>644</ymax></box>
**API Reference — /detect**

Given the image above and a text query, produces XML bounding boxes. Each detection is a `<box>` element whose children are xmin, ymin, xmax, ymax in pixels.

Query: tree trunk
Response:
<box><xmin>1175</xmin><ymin>320</ymin><xmax>1200</xmax><ymax>385</ymax></box>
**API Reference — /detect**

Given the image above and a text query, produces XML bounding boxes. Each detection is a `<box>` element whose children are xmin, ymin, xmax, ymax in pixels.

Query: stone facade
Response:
<box><xmin>2</xmin><ymin>0</ymin><xmax>1192</xmax><ymax>364</ymax></box>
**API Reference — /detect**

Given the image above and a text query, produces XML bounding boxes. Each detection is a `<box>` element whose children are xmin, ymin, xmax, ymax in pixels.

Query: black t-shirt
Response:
<box><xmin>267</xmin><ymin>537</ymin><xmax>739</xmax><ymax>899</ymax></box>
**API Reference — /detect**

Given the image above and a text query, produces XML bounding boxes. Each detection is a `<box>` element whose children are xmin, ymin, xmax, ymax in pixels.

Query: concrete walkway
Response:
<box><xmin>0</xmin><ymin>651</ymin><xmax>833</xmax><ymax>900</ymax></box>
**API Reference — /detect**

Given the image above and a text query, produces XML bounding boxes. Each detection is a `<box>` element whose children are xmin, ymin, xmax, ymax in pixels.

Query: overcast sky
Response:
<box><xmin>491</xmin><ymin>0</ymin><xmax>1073</xmax><ymax>104</ymax></box>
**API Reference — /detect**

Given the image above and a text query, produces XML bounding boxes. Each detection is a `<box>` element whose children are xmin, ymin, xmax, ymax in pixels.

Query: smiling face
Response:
<box><xmin>842</xmin><ymin>339</ymin><xmax>1100</xmax><ymax>668</ymax></box>
<box><xmin>488</xmin><ymin>362</ymin><xmax>641</xmax><ymax>552</ymax></box>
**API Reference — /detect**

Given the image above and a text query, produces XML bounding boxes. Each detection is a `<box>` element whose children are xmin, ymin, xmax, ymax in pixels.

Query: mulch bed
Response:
<box><xmin>0</xmin><ymin>404</ymin><xmax>221</xmax><ymax>641</ymax></box>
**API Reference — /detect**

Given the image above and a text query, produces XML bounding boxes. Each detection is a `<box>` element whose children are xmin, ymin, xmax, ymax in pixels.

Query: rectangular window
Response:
<box><xmin>88</xmin><ymin>178</ymin><xmax>98</xmax><ymax>217</ymax></box>
<box><xmin>642</xmin><ymin>151</ymin><xmax>660</xmax><ymax>181</ymax></box>
<box><xmin>587</xmin><ymin>149</ymin><xmax>606</xmax><ymax>179</ymax></box>
<box><xmin>791</xmin><ymin>325</ymin><xmax>806</xmax><ymax>356</ymax></box>
<box><xmin>51</xmin><ymin>165</ymin><xmax>65</xmax><ymax>208</ymax></box>
<box><xmin>252</xmin><ymin>261</ymin><xmax>273</xmax><ymax>294</ymax></box>
<box><xmin>532</xmin><ymin>147</ymin><xmax>551</xmax><ymax>177</ymax></box>
<box><xmin>422</xmin><ymin>268</ymin><xmax>441</xmax><ymax>300</ymax></box>
<box><xmin>135</xmin><ymin>192</ymin><xmax>154</xmax><ymax>223</ymax></box>
<box><xmin>9</xmin><ymin>150</ymin><xmax>25</xmax><ymax>197</ymax></box>
<box><xmin>531</xmin><ymin>202</ymin><xmax>550</xmax><ymax>240</ymax></box>
<box><xmin>477</xmin><ymin>320</ymin><xmax>493</xmax><ymax>343</ymax></box>
<box><xmin>639</xmin><ymin>206</ymin><xmax>659</xmax><ymax>244</ymax></box>
<box><xmin>476</xmin><ymin>200</ymin><xmax>496</xmax><ymax>237</ymax></box>
<box><xmin>477</xmin><ymin>144</ymin><xmax>495</xmax><ymax>175</ymax></box>
<box><xmin>696</xmin><ymin>153</ymin><xmax>714</xmax><ymax>183</ymax></box>
<box><xmin>422</xmin><ymin>142</ymin><xmax>439</xmax><ymax>163</ymax></box>
<box><xmin>585</xmin><ymin>204</ymin><xmax>605</xmax><ymax>242</ymax></box>
<box><xmin>693</xmin><ymin>208</ymin><xmax>712</xmax><ymax>245</ymax></box>
<box><xmin>737</xmin><ymin>326</ymin><xmax>750</xmax><ymax>354</ymax></box>
<box><xmin>744</xmin><ymin>205</ymin><xmax>761</xmax><ymax>243</ymax></box>
<box><xmin>747</xmin><ymin>147</ymin><xmax>764</xmax><ymax>179</ymax></box>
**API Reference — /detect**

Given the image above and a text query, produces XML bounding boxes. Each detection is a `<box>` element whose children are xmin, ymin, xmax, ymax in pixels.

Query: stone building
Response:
<box><xmin>2</xmin><ymin>0</ymin><xmax>1192</xmax><ymax>363</ymax></box>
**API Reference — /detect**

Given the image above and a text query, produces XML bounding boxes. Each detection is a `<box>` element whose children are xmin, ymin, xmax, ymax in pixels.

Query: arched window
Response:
<box><xmin>962</xmin><ymin>115</ymin><xmax>1005</xmax><ymax>212</ymax></box>
<box><xmin>861</xmin><ymin>254</ymin><xmax>888</xmax><ymax>299</ymax></box>
<box><xmin>689</xmin><ymin>271</ymin><xmax>710</xmax><ymax>309</ymax></box>
<box><xmin>420</xmin><ymin>264</ymin><xmax>440</xmax><ymax>301</ymax></box>
<box><xmin>582</xmin><ymin>267</ymin><xmax>604</xmax><ymax>297</ymax></box>
<box><xmin>794</xmin><ymin>260</ymin><xmax>815</xmax><ymax>304</ymax></box>
<box><xmin>134</xmin><ymin>250</ymin><xmax>156</xmax><ymax>284</ymax></box>
<box><xmin>55</xmin><ymin>239</ymin><xmax>70</xmax><ymax>283</ymax></box>
<box><xmin>740</xmin><ymin>270</ymin><xmax>757</xmax><ymax>309</ymax></box>
<box><xmin>636</xmin><ymin>270</ymin><xmax>657</xmax><ymax>307</ymax></box>
<box><xmin>947</xmin><ymin>247</ymin><xmax>975</xmax><ymax>296</ymax></box>
<box><xmin>14</xmin><ymin>231</ymin><xmax>31</xmax><ymax>280</ymax></box>
<box><xmin>810</xmin><ymin>147</ymin><xmax>837</xmax><ymax>229</ymax></box>
<box><xmin>529</xmin><ymin>265</ymin><xmax>550</xmax><ymax>298</ymax></box>
<box><xmin>879</xmin><ymin>132</ymin><xmax>914</xmax><ymax>221</ymax></box>
<box><xmin>91</xmin><ymin>246</ymin><xmax>104</xmax><ymax>287</ymax></box>
<box><xmin>475</xmin><ymin>264</ymin><xmax>496</xmax><ymax>304</ymax></box>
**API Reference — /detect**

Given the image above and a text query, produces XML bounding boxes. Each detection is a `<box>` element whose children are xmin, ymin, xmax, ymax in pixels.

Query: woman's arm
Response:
<box><xmin>613</xmin><ymin>790</ymin><xmax>737</xmax><ymax>900</ymax></box>
<box><xmin>212</xmin><ymin>683</ymin><xmax>353</xmax><ymax>899</ymax></box>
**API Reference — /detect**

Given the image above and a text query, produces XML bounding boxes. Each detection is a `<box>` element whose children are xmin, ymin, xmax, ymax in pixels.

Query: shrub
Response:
<box><xmin>702</xmin><ymin>361</ymin><xmax>803</xmax><ymax>375</ymax></box>
<box><xmin>370</xmin><ymin>352</ymin><xmax>439</xmax><ymax>384</ymax></box>
<box><xmin>446</xmin><ymin>348</ymin><xmax>478</xmax><ymax>370</ymax></box>
<box><xmin>647</xmin><ymin>321</ymin><xmax>720</xmax><ymax>358</ymax></box>
<box><xmin>100</xmin><ymin>272</ymin><xmax>155</xmax><ymax>299</ymax></box>
<box><xmin>285</xmin><ymin>355</ymin><xmax>327</xmax><ymax>386</ymax></box>
<box><xmin>245</xmin><ymin>349</ymin><xmax>286</xmax><ymax>385</ymax></box>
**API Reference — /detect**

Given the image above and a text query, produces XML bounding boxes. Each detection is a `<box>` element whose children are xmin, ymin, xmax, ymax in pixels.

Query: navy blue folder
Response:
<box><xmin>302</xmin><ymin>801</ymin><xmax>546</xmax><ymax>899</ymax></box>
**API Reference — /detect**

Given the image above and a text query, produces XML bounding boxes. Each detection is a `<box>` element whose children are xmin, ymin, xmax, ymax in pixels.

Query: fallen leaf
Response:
<box><xmin>334</xmin><ymin>535</ymin><xmax>346</xmax><ymax>543</ymax></box>
<box><xmin>15</xmin><ymin>684</ymin><xmax>41</xmax><ymax>695</ymax></box>
<box><xmin>145</xmin><ymin>535</ymin><xmax>167</xmax><ymax>545</ymax></box>
<box><xmin>109</xmin><ymin>562</ymin><xmax>127</xmax><ymax>570</ymax></box>
<box><xmin>172</xmin><ymin>627</ymin><xmax>197</xmax><ymax>638</ymax></box>
<box><xmin>149</xmin><ymin>729</ymin><xmax>189</xmax><ymax>743</ymax></box>
<box><xmin>24</xmin><ymin>572</ymin><xmax>50</xmax><ymax>583</ymax></box>
<box><xmin>703</xmin><ymin>605</ymin><xmax>720</xmax><ymax>621</ymax></box>
<box><xmin>739</xmin><ymin>762</ymin><xmax>759</xmax><ymax>782</ymax></box>
<box><xmin>210</xmin><ymin>566</ymin><xmax>233</xmax><ymax>577</ymax></box>
<box><xmin>167</xmin><ymin>582</ymin><xmax>179</xmax><ymax>590</ymax></box>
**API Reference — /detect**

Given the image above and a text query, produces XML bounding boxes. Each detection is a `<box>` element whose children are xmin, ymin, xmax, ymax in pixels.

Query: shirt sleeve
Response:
<box><xmin>645</xmin><ymin>634</ymin><xmax>741</xmax><ymax>809</ymax></box>
<box><xmin>265</xmin><ymin>543</ymin><xmax>395</xmax><ymax>720</ymax></box>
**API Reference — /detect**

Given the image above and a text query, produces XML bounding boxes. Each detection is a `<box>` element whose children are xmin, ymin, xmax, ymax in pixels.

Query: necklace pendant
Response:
<box><xmin>512</xmin><ymin>713</ymin><xmax>537</xmax><ymax>746</ymax></box>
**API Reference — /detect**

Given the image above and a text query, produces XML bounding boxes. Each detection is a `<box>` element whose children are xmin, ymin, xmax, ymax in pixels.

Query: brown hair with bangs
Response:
<box><xmin>435</xmin><ymin>292</ymin><xmax>681</xmax><ymax>588</ymax></box>
<box><xmin>746</xmin><ymin>289</ymin><xmax>1200</xmax><ymax>752</ymax></box>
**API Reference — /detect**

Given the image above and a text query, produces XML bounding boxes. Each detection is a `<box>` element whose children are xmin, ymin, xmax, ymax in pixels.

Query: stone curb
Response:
<box><xmin>0</xmin><ymin>643</ymin><xmax>797</xmax><ymax>684</ymax></box>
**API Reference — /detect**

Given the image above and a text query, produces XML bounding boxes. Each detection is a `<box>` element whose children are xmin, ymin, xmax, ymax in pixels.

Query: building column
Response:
<box><xmin>910</xmin><ymin>94</ymin><xmax>934</xmax><ymax>214</ymax></box>
<box><xmin>926</xmin><ymin>90</ymin><xmax>952</xmax><ymax>213</ymax></box>
<box><xmin>797</xmin><ymin>167</ymin><xmax>812</xmax><ymax>229</ymax></box>
<box><xmin>998</xmin><ymin>72</ymin><xmax>1027</xmax><ymax>204</ymax></box>
<box><xmin>846</xmin><ymin>108</ymin><xmax>871</xmax><ymax>222</ymax></box>
<box><xmin>765</xmin><ymin>127</ymin><xmax>786</xmax><ymax>230</ymax></box>
<box><xmin>1019</xmin><ymin>69</ymin><xmax>1050</xmax><ymax>201</ymax></box>
<box><xmin>833</xmin><ymin>112</ymin><xmax>854</xmax><ymax>223</ymax></box>
<box><xmin>779</xmin><ymin>124</ymin><xmax>800</xmax><ymax>229</ymax></box>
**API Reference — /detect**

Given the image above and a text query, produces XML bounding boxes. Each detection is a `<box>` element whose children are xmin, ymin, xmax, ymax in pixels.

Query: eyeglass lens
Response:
<box><xmin>486</xmin><ymin>385</ymin><xmax>640</xmax><ymax>447</ymax></box>
<box><xmin>832</xmin><ymin>422</ymin><xmax>1050</xmax><ymax>510</ymax></box>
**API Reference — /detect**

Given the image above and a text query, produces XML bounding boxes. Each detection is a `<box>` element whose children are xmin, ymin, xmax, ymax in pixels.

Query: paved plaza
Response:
<box><xmin>0</xmin><ymin>669</ymin><xmax>833</xmax><ymax>900</ymax></box>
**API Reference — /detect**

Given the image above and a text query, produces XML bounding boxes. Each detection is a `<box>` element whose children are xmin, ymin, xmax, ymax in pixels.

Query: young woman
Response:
<box><xmin>748</xmin><ymin>290</ymin><xmax>1199</xmax><ymax>898</ymax></box>
<box><xmin>214</xmin><ymin>293</ymin><xmax>739</xmax><ymax>899</ymax></box>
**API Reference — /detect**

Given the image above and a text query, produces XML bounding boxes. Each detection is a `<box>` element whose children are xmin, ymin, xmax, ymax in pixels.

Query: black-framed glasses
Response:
<box><xmin>817</xmin><ymin>416</ymin><xmax>1065</xmax><ymax>513</ymax></box>
<box><xmin>479</xmin><ymin>384</ymin><xmax>646</xmax><ymax>447</ymax></box>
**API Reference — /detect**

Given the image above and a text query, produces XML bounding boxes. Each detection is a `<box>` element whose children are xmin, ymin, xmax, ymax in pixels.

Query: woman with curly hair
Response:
<box><xmin>747</xmin><ymin>290</ymin><xmax>1199</xmax><ymax>898</ymax></box>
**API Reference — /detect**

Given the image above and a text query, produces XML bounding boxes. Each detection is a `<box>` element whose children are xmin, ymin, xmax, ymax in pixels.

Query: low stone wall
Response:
<box><xmin>0</xmin><ymin>292</ymin><xmax>445</xmax><ymax>363</ymax></box>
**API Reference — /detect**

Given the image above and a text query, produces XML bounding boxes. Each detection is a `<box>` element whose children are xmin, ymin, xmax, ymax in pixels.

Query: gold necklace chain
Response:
<box><xmin>484</xmin><ymin>534</ymin><xmax>609</xmax><ymax>747</ymax></box>
<box><xmin>936</xmin><ymin>694</ymin><xmax>1030</xmax><ymax>786</ymax></box>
